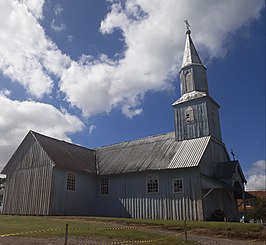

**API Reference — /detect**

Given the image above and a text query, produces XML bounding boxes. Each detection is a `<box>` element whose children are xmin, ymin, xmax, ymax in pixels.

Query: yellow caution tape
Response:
<box><xmin>0</xmin><ymin>225</ymin><xmax>179</xmax><ymax>245</ymax></box>
<box><xmin>83</xmin><ymin>234</ymin><xmax>178</xmax><ymax>245</ymax></box>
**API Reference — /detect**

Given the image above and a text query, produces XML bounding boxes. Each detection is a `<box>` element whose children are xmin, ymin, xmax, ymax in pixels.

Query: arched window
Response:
<box><xmin>185</xmin><ymin>106</ymin><xmax>194</xmax><ymax>124</ymax></box>
<box><xmin>185</xmin><ymin>70</ymin><xmax>193</xmax><ymax>92</ymax></box>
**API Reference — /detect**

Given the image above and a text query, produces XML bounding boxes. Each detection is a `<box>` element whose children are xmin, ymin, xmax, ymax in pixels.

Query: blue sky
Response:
<box><xmin>0</xmin><ymin>0</ymin><xmax>265</xmax><ymax>190</ymax></box>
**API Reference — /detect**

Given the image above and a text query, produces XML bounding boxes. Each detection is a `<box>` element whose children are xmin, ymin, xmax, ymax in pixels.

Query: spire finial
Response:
<box><xmin>230</xmin><ymin>149</ymin><xmax>236</xmax><ymax>161</ymax></box>
<box><xmin>184</xmin><ymin>19</ymin><xmax>191</xmax><ymax>35</ymax></box>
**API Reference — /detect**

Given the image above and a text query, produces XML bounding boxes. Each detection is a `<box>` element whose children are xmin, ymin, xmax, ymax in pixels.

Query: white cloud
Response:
<box><xmin>23</xmin><ymin>0</ymin><xmax>45</xmax><ymax>19</ymax></box>
<box><xmin>51</xmin><ymin>19</ymin><xmax>66</xmax><ymax>32</ymax></box>
<box><xmin>51</xmin><ymin>4</ymin><xmax>66</xmax><ymax>33</ymax></box>
<box><xmin>0</xmin><ymin>0</ymin><xmax>265</xmax><ymax>170</ymax></box>
<box><xmin>245</xmin><ymin>160</ymin><xmax>266</xmax><ymax>191</ymax></box>
<box><xmin>89</xmin><ymin>125</ymin><xmax>96</xmax><ymax>135</ymax></box>
<box><xmin>67</xmin><ymin>35</ymin><xmax>74</xmax><ymax>42</ymax></box>
<box><xmin>0</xmin><ymin>91</ymin><xmax>84</xmax><ymax>171</ymax></box>
<box><xmin>54</xmin><ymin>3</ymin><xmax>64</xmax><ymax>16</ymax></box>
<box><xmin>60</xmin><ymin>0</ymin><xmax>265</xmax><ymax>118</ymax></box>
<box><xmin>0</xmin><ymin>0</ymin><xmax>70</xmax><ymax>98</ymax></box>
<box><xmin>1</xmin><ymin>0</ymin><xmax>264</xmax><ymax>113</ymax></box>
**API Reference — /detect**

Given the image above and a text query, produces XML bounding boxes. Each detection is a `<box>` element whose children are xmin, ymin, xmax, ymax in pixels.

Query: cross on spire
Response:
<box><xmin>230</xmin><ymin>149</ymin><xmax>236</xmax><ymax>161</ymax></box>
<box><xmin>184</xmin><ymin>19</ymin><xmax>191</xmax><ymax>34</ymax></box>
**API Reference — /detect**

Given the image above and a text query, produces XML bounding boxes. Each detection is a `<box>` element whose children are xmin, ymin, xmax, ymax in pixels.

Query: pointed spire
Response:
<box><xmin>181</xmin><ymin>20</ymin><xmax>202</xmax><ymax>68</ymax></box>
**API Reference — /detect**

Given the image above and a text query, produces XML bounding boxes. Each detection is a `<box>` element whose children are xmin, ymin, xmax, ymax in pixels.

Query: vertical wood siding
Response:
<box><xmin>3</xmin><ymin>135</ymin><xmax>53</xmax><ymax>215</ymax></box>
<box><xmin>175</xmin><ymin>101</ymin><xmax>209</xmax><ymax>141</ymax></box>
<box><xmin>49</xmin><ymin>168</ymin><xmax>96</xmax><ymax>216</ymax></box>
<box><xmin>97</xmin><ymin>169</ymin><xmax>203</xmax><ymax>220</ymax></box>
<box><xmin>120</xmin><ymin>196</ymin><xmax>203</xmax><ymax>220</ymax></box>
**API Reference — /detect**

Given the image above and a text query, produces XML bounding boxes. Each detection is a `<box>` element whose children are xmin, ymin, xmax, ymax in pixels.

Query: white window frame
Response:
<box><xmin>66</xmin><ymin>172</ymin><xmax>76</xmax><ymax>191</ymax></box>
<box><xmin>146</xmin><ymin>174</ymin><xmax>159</xmax><ymax>194</ymax></box>
<box><xmin>185</xmin><ymin>106</ymin><xmax>194</xmax><ymax>124</ymax></box>
<box><xmin>100</xmin><ymin>178</ymin><xmax>109</xmax><ymax>195</ymax></box>
<box><xmin>173</xmin><ymin>178</ymin><xmax>184</xmax><ymax>193</ymax></box>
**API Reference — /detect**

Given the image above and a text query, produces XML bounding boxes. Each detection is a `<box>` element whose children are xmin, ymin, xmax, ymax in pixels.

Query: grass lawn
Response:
<box><xmin>0</xmin><ymin>215</ymin><xmax>264</xmax><ymax>244</ymax></box>
<box><xmin>0</xmin><ymin>215</ymin><xmax>190</xmax><ymax>244</ymax></box>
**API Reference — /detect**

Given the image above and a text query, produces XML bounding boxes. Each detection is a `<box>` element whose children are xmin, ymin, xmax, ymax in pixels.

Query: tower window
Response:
<box><xmin>185</xmin><ymin>107</ymin><xmax>194</xmax><ymax>124</ymax></box>
<box><xmin>100</xmin><ymin>178</ymin><xmax>109</xmax><ymax>195</ymax></box>
<box><xmin>66</xmin><ymin>172</ymin><xmax>76</xmax><ymax>191</ymax></box>
<box><xmin>173</xmin><ymin>178</ymin><xmax>183</xmax><ymax>193</ymax></box>
<box><xmin>146</xmin><ymin>174</ymin><xmax>159</xmax><ymax>193</ymax></box>
<box><xmin>185</xmin><ymin>70</ymin><xmax>193</xmax><ymax>92</ymax></box>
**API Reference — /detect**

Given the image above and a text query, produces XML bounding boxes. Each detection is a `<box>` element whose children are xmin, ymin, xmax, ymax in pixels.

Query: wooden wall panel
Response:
<box><xmin>3</xmin><ymin>135</ymin><xmax>53</xmax><ymax>215</ymax></box>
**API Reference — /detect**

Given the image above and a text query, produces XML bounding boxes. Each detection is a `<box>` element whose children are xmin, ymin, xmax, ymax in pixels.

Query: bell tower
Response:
<box><xmin>172</xmin><ymin>21</ymin><xmax>222</xmax><ymax>142</ymax></box>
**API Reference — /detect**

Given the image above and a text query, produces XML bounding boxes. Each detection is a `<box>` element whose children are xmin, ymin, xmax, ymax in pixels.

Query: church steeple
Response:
<box><xmin>181</xmin><ymin>29</ymin><xmax>202</xmax><ymax>68</ymax></box>
<box><xmin>179</xmin><ymin>21</ymin><xmax>208</xmax><ymax>96</ymax></box>
<box><xmin>172</xmin><ymin>22</ymin><xmax>222</xmax><ymax>142</ymax></box>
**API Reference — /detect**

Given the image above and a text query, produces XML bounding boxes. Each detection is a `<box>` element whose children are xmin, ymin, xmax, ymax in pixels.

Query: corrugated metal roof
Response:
<box><xmin>96</xmin><ymin>132</ymin><xmax>210</xmax><ymax>175</ymax></box>
<box><xmin>4</xmin><ymin>131</ymin><xmax>210</xmax><ymax>175</ymax></box>
<box><xmin>31</xmin><ymin>131</ymin><xmax>97</xmax><ymax>174</ymax></box>
<box><xmin>168</xmin><ymin>136</ymin><xmax>210</xmax><ymax>169</ymax></box>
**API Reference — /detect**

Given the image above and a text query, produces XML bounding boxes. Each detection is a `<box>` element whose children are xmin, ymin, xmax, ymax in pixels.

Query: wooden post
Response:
<box><xmin>64</xmin><ymin>223</ymin><xmax>69</xmax><ymax>245</ymax></box>
<box><xmin>184</xmin><ymin>217</ymin><xmax>188</xmax><ymax>243</ymax></box>
<box><xmin>184</xmin><ymin>197</ymin><xmax>188</xmax><ymax>243</ymax></box>
<box><xmin>224</xmin><ymin>217</ymin><xmax>228</xmax><ymax>238</ymax></box>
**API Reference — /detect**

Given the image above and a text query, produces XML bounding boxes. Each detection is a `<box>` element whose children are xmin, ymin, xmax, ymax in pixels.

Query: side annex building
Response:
<box><xmin>1</xmin><ymin>28</ymin><xmax>247</xmax><ymax>221</ymax></box>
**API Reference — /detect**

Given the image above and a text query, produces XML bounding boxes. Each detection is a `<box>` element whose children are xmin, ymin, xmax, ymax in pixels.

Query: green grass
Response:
<box><xmin>66</xmin><ymin>215</ymin><xmax>264</xmax><ymax>232</ymax></box>
<box><xmin>0</xmin><ymin>215</ymin><xmax>191</xmax><ymax>244</ymax></box>
<box><xmin>67</xmin><ymin>216</ymin><xmax>265</xmax><ymax>240</ymax></box>
<box><xmin>0</xmin><ymin>215</ymin><xmax>264</xmax><ymax>244</ymax></box>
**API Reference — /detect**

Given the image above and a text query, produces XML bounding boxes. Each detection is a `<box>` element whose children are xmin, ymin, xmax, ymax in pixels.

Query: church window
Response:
<box><xmin>185</xmin><ymin>106</ymin><xmax>194</xmax><ymax>124</ymax></box>
<box><xmin>185</xmin><ymin>70</ymin><xmax>193</xmax><ymax>92</ymax></box>
<box><xmin>173</xmin><ymin>178</ymin><xmax>183</xmax><ymax>193</ymax></box>
<box><xmin>146</xmin><ymin>174</ymin><xmax>159</xmax><ymax>193</ymax></box>
<box><xmin>66</xmin><ymin>172</ymin><xmax>76</xmax><ymax>191</ymax></box>
<box><xmin>100</xmin><ymin>178</ymin><xmax>109</xmax><ymax>195</ymax></box>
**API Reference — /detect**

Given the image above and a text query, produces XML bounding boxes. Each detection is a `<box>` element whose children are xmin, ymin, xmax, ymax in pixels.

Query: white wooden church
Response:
<box><xmin>1</xmin><ymin>27</ymin><xmax>247</xmax><ymax>221</ymax></box>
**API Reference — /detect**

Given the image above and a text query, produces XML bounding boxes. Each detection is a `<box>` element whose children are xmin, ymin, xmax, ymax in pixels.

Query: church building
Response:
<box><xmin>1</xmin><ymin>27</ymin><xmax>247</xmax><ymax>221</ymax></box>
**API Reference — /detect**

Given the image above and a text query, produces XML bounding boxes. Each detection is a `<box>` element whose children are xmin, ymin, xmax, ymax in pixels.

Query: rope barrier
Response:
<box><xmin>0</xmin><ymin>225</ymin><xmax>162</xmax><ymax>237</ymax></box>
<box><xmin>84</xmin><ymin>234</ymin><xmax>178</xmax><ymax>245</ymax></box>
<box><xmin>0</xmin><ymin>225</ymin><xmax>179</xmax><ymax>244</ymax></box>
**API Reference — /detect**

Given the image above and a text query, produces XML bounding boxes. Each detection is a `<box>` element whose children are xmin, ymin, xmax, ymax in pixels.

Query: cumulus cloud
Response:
<box><xmin>89</xmin><ymin>125</ymin><xmax>96</xmax><ymax>135</ymax></box>
<box><xmin>60</xmin><ymin>0</ymin><xmax>265</xmax><ymax>118</ymax></box>
<box><xmin>67</xmin><ymin>35</ymin><xmax>74</xmax><ymax>42</ymax></box>
<box><xmin>245</xmin><ymin>160</ymin><xmax>266</xmax><ymax>191</ymax></box>
<box><xmin>53</xmin><ymin>3</ymin><xmax>64</xmax><ymax>16</ymax></box>
<box><xmin>0</xmin><ymin>91</ymin><xmax>84</xmax><ymax>171</ymax></box>
<box><xmin>0</xmin><ymin>0</ymin><xmax>265</xmax><ymax>169</ymax></box>
<box><xmin>23</xmin><ymin>0</ymin><xmax>45</xmax><ymax>19</ymax></box>
<box><xmin>1</xmin><ymin>0</ymin><xmax>264</xmax><ymax>113</ymax></box>
<box><xmin>0</xmin><ymin>0</ymin><xmax>70</xmax><ymax>98</ymax></box>
<box><xmin>51</xmin><ymin>3</ymin><xmax>66</xmax><ymax>32</ymax></box>
<box><xmin>51</xmin><ymin>19</ymin><xmax>66</xmax><ymax>32</ymax></box>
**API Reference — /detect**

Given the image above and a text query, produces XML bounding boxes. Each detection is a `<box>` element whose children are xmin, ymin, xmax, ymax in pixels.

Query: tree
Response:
<box><xmin>248</xmin><ymin>197</ymin><xmax>266</xmax><ymax>223</ymax></box>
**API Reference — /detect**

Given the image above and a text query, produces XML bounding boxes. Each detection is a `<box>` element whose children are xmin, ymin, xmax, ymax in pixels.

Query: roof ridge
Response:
<box><xmin>30</xmin><ymin>130</ymin><xmax>95</xmax><ymax>152</ymax></box>
<box><xmin>96</xmin><ymin>131</ymin><xmax>175</xmax><ymax>149</ymax></box>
